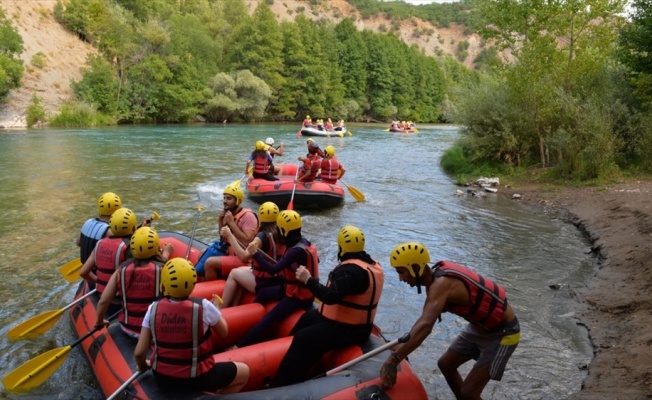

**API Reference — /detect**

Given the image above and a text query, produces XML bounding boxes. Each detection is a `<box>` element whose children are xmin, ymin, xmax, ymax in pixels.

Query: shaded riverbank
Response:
<box><xmin>500</xmin><ymin>181</ymin><xmax>652</xmax><ymax>399</ymax></box>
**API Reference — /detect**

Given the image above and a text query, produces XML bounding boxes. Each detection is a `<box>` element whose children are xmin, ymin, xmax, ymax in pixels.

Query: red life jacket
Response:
<box><xmin>283</xmin><ymin>241</ymin><xmax>319</xmax><ymax>301</ymax></box>
<box><xmin>253</xmin><ymin>152</ymin><xmax>272</xmax><ymax>175</ymax></box>
<box><xmin>433</xmin><ymin>261</ymin><xmax>507</xmax><ymax>331</ymax></box>
<box><xmin>300</xmin><ymin>157</ymin><xmax>321</xmax><ymax>182</ymax></box>
<box><xmin>117</xmin><ymin>260</ymin><xmax>163</xmax><ymax>335</ymax></box>
<box><xmin>320</xmin><ymin>158</ymin><xmax>340</xmax><ymax>184</ymax></box>
<box><xmin>149</xmin><ymin>298</ymin><xmax>214</xmax><ymax>378</ymax></box>
<box><xmin>252</xmin><ymin>232</ymin><xmax>286</xmax><ymax>280</ymax></box>
<box><xmin>319</xmin><ymin>259</ymin><xmax>384</xmax><ymax>325</ymax></box>
<box><xmin>94</xmin><ymin>237</ymin><xmax>130</xmax><ymax>294</ymax></box>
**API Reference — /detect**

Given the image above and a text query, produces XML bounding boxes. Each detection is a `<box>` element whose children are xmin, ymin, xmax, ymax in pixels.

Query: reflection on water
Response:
<box><xmin>0</xmin><ymin>124</ymin><xmax>593</xmax><ymax>399</ymax></box>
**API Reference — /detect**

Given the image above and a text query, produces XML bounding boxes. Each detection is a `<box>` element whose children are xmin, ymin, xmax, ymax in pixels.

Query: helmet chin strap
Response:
<box><xmin>414</xmin><ymin>264</ymin><xmax>424</xmax><ymax>295</ymax></box>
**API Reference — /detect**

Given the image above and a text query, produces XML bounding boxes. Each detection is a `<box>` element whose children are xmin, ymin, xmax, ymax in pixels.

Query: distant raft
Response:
<box><xmin>246</xmin><ymin>163</ymin><xmax>345</xmax><ymax>210</ymax></box>
<box><xmin>300</xmin><ymin>126</ymin><xmax>348</xmax><ymax>137</ymax></box>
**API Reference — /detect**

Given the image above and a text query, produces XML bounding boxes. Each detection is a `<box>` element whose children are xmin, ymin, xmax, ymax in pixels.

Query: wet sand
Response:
<box><xmin>501</xmin><ymin>181</ymin><xmax>652</xmax><ymax>399</ymax></box>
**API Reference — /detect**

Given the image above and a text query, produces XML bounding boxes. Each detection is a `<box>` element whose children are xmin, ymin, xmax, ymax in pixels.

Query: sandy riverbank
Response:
<box><xmin>500</xmin><ymin>181</ymin><xmax>652</xmax><ymax>399</ymax></box>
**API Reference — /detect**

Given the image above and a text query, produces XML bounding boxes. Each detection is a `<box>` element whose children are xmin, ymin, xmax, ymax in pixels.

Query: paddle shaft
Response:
<box><xmin>106</xmin><ymin>371</ymin><xmax>142</xmax><ymax>400</ymax></box>
<box><xmin>185</xmin><ymin>207</ymin><xmax>204</xmax><ymax>260</ymax></box>
<box><xmin>325</xmin><ymin>332</ymin><xmax>410</xmax><ymax>376</ymax></box>
<box><xmin>235</xmin><ymin>239</ymin><xmax>277</xmax><ymax>263</ymax></box>
<box><xmin>287</xmin><ymin>163</ymin><xmax>301</xmax><ymax>210</ymax></box>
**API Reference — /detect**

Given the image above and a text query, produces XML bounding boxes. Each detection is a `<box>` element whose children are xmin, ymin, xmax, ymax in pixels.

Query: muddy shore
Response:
<box><xmin>499</xmin><ymin>181</ymin><xmax>652</xmax><ymax>399</ymax></box>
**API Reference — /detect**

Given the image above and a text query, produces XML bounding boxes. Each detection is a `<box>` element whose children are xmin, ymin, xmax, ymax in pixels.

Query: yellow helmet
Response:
<box><xmin>109</xmin><ymin>208</ymin><xmax>137</xmax><ymax>237</ymax></box>
<box><xmin>338</xmin><ymin>225</ymin><xmax>365</xmax><ymax>257</ymax></box>
<box><xmin>277</xmin><ymin>210</ymin><xmax>302</xmax><ymax>237</ymax></box>
<box><xmin>324</xmin><ymin>145</ymin><xmax>335</xmax><ymax>157</ymax></box>
<box><xmin>130</xmin><ymin>227</ymin><xmax>160</xmax><ymax>259</ymax></box>
<box><xmin>259</xmin><ymin>201</ymin><xmax>280</xmax><ymax>223</ymax></box>
<box><xmin>389</xmin><ymin>242</ymin><xmax>430</xmax><ymax>278</ymax></box>
<box><xmin>255</xmin><ymin>140</ymin><xmax>267</xmax><ymax>151</ymax></box>
<box><xmin>161</xmin><ymin>258</ymin><xmax>197</xmax><ymax>298</ymax></box>
<box><xmin>223</xmin><ymin>184</ymin><xmax>244</xmax><ymax>206</ymax></box>
<box><xmin>97</xmin><ymin>192</ymin><xmax>122</xmax><ymax>216</ymax></box>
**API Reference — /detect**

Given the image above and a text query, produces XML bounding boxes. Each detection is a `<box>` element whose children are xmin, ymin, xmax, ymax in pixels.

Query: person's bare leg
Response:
<box><xmin>204</xmin><ymin>256</ymin><xmax>222</xmax><ymax>281</ymax></box>
<box><xmin>221</xmin><ymin>273</ymin><xmax>240</xmax><ymax>308</ymax></box>
<box><xmin>459</xmin><ymin>364</ymin><xmax>491</xmax><ymax>400</ymax></box>
<box><xmin>438</xmin><ymin>349</ymin><xmax>472</xmax><ymax>399</ymax></box>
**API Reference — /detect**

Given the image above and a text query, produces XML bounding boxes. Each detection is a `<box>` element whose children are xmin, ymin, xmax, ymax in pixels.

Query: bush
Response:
<box><xmin>26</xmin><ymin>94</ymin><xmax>46</xmax><ymax>127</ymax></box>
<box><xmin>48</xmin><ymin>101</ymin><xmax>115</xmax><ymax>127</ymax></box>
<box><xmin>31</xmin><ymin>52</ymin><xmax>47</xmax><ymax>69</ymax></box>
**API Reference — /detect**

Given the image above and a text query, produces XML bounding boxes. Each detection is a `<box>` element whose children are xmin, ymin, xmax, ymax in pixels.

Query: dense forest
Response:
<box><xmin>53</xmin><ymin>0</ymin><xmax>470</xmax><ymax>124</ymax></box>
<box><xmin>1</xmin><ymin>0</ymin><xmax>651</xmax><ymax>181</ymax></box>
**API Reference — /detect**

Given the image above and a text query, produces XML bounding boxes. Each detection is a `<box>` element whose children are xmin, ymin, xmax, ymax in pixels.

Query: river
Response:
<box><xmin>0</xmin><ymin>123</ymin><xmax>593</xmax><ymax>399</ymax></box>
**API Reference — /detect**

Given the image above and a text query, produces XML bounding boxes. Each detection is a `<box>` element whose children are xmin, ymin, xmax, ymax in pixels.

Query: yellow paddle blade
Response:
<box><xmin>2</xmin><ymin>345</ymin><xmax>72</xmax><ymax>392</ymax></box>
<box><xmin>347</xmin><ymin>185</ymin><xmax>365</xmax><ymax>202</ymax></box>
<box><xmin>8</xmin><ymin>309</ymin><xmax>65</xmax><ymax>341</ymax></box>
<box><xmin>151</xmin><ymin>211</ymin><xmax>160</xmax><ymax>221</ymax></box>
<box><xmin>338</xmin><ymin>132</ymin><xmax>344</xmax><ymax>138</ymax></box>
<box><xmin>347</xmin><ymin>131</ymin><xmax>353</xmax><ymax>136</ymax></box>
<box><xmin>58</xmin><ymin>258</ymin><xmax>82</xmax><ymax>283</ymax></box>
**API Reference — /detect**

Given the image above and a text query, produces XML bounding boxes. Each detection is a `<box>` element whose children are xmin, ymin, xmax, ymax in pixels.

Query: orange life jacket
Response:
<box><xmin>223</xmin><ymin>207</ymin><xmax>258</xmax><ymax>258</ymax></box>
<box><xmin>319</xmin><ymin>259</ymin><xmax>384</xmax><ymax>325</ymax></box>
<box><xmin>117</xmin><ymin>260</ymin><xmax>162</xmax><ymax>334</ymax></box>
<box><xmin>149</xmin><ymin>298</ymin><xmax>214</xmax><ymax>378</ymax></box>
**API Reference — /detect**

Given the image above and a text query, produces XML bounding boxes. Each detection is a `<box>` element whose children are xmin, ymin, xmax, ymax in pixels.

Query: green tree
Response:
<box><xmin>204</xmin><ymin>69</ymin><xmax>272</xmax><ymax>122</ymax></box>
<box><xmin>461</xmin><ymin>0</ymin><xmax>627</xmax><ymax>179</ymax></box>
<box><xmin>619</xmin><ymin>0</ymin><xmax>652</xmax><ymax>104</ymax></box>
<box><xmin>363</xmin><ymin>31</ymin><xmax>395</xmax><ymax>119</ymax></box>
<box><xmin>225</xmin><ymin>2</ymin><xmax>284</xmax><ymax>104</ymax></box>
<box><xmin>275</xmin><ymin>22</ymin><xmax>309</xmax><ymax>120</ymax></box>
<box><xmin>73</xmin><ymin>55</ymin><xmax>120</xmax><ymax>114</ymax></box>
<box><xmin>335</xmin><ymin>19</ymin><xmax>368</xmax><ymax>118</ymax></box>
<box><xmin>0</xmin><ymin>7</ymin><xmax>24</xmax><ymax>100</ymax></box>
<box><xmin>121</xmin><ymin>54</ymin><xmax>173</xmax><ymax>122</ymax></box>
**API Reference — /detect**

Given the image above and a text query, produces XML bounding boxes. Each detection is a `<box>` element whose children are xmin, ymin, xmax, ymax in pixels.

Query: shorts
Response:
<box><xmin>153</xmin><ymin>361</ymin><xmax>238</xmax><ymax>392</ymax></box>
<box><xmin>194</xmin><ymin>241</ymin><xmax>228</xmax><ymax>275</ymax></box>
<box><xmin>449</xmin><ymin>317</ymin><xmax>520</xmax><ymax>380</ymax></box>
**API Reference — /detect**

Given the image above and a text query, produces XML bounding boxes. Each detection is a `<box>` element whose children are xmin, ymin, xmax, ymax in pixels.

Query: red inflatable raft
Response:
<box><xmin>68</xmin><ymin>231</ymin><xmax>428</xmax><ymax>399</ymax></box>
<box><xmin>246</xmin><ymin>163</ymin><xmax>345</xmax><ymax>210</ymax></box>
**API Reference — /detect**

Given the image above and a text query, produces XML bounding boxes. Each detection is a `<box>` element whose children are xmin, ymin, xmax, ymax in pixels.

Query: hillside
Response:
<box><xmin>0</xmin><ymin>0</ymin><xmax>96</xmax><ymax>128</ymax></box>
<box><xmin>0</xmin><ymin>0</ymin><xmax>480</xmax><ymax>129</ymax></box>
